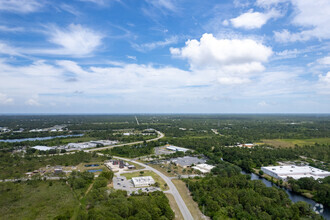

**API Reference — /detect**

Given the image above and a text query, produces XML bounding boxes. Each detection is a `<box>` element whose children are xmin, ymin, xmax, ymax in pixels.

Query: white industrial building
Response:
<box><xmin>166</xmin><ymin>145</ymin><xmax>189</xmax><ymax>152</ymax></box>
<box><xmin>32</xmin><ymin>146</ymin><xmax>54</xmax><ymax>151</ymax></box>
<box><xmin>132</xmin><ymin>176</ymin><xmax>155</xmax><ymax>187</ymax></box>
<box><xmin>261</xmin><ymin>165</ymin><xmax>330</xmax><ymax>180</ymax></box>
<box><xmin>192</xmin><ymin>164</ymin><xmax>215</xmax><ymax>174</ymax></box>
<box><xmin>67</xmin><ymin>142</ymin><xmax>97</xmax><ymax>150</ymax></box>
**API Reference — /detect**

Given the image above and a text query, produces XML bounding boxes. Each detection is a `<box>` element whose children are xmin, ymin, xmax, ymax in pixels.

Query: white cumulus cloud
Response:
<box><xmin>230</xmin><ymin>9</ymin><xmax>281</xmax><ymax>29</ymax></box>
<box><xmin>170</xmin><ymin>33</ymin><xmax>272</xmax><ymax>85</ymax></box>
<box><xmin>274</xmin><ymin>0</ymin><xmax>330</xmax><ymax>42</ymax></box>
<box><xmin>317</xmin><ymin>56</ymin><xmax>330</xmax><ymax>65</ymax></box>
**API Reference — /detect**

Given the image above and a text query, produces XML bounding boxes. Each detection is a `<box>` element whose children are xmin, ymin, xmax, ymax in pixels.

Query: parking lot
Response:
<box><xmin>113</xmin><ymin>176</ymin><xmax>160</xmax><ymax>194</ymax></box>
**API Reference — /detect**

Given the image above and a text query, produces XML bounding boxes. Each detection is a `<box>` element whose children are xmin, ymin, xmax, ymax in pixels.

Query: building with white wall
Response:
<box><xmin>192</xmin><ymin>164</ymin><xmax>215</xmax><ymax>173</ymax></box>
<box><xmin>32</xmin><ymin>146</ymin><xmax>54</xmax><ymax>151</ymax></box>
<box><xmin>261</xmin><ymin>165</ymin><xmax>330</xmax><ymax>180</ymax></box>
<box><xmin>132</xmin><ymin>176</ymin><xmax>155</xmax><ymax>187</ymax></box>
<box><xmin>166</xmin><ymin>145</ymin><xmax>189</xmax><ymax>152</ymax></box>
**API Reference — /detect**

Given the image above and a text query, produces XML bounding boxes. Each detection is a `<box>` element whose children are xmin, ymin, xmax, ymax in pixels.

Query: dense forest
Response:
<box><xmin>185</xmin><ymin>173</ymin><xmax>322</xmax><ymax>219</ymax></box>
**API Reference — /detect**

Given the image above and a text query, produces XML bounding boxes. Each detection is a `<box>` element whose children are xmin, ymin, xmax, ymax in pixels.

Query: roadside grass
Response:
<box><xmin>121</xmin><ymin>170</ymin><xmax>167</xmax><ymax>190</ymax></box>
<box><xmin>261</xmin><ymin>138</ymin><xmax>330</xmax><ymax>148</ymax></box>
<box><xmin>165</xmin><ymin>193</ymin><xmax>184</xmax><ymax>220</ymax></box>
<box><xmin>149</xmin><ymin>164</ymin><xmax>176</xmax><ymax>177</ymax></box>
<box><xmin>148</xmin><ymin>164</ymin><xmax>197</xmax><ymax>177</ymax></box>
<box><xmin>172</xmin><ymin>179</ymin><xmax>206</xmax><ymax>220</ymax></box>
<box><xmin>0</xmin><ymin>180</ymin><xmax>77</xmax><ymax>220</ymax></box>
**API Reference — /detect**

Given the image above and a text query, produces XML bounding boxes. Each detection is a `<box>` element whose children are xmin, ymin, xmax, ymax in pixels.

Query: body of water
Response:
<box><xmin>0</xmin><ymin>134</ymin><xmax>83</xmax><ymax>143</ymax></box>
<box><xmin>87</xmin><ymin>169</ymin><xmax>103</xmax><ymax>173</ymax></box>
<box><xmin>243</xmin><ymin>171</ymin><xmax>329</xmax><ymax>219</ymax></box>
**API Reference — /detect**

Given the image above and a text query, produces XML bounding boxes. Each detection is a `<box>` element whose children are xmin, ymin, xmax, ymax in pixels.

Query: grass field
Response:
<box><xmin>121</xmin><ymin>170</ymin><xmax>167</xmax><ymax>190</ymax></box>
<box><xmin>172</xmin><ymin>179</ymin><xmax>205</xmax><ymax>220</ymax></box>
<box><xmin>165</xmin><ymin>193</ymin><xmax>184</xmax><ymax>220</ymax></box>
<box><xmin>262</xmin><ymin>138</ymin><xmax>330</xmax><ymax>148</ymax></box>
<box><xmin>0</xmin><ymin>181</ymin><xmax>77</xmax><ymax>220</ymax></box>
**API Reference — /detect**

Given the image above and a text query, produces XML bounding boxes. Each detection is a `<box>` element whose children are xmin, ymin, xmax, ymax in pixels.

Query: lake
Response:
<box><xmin>0</xmin><ymin>134</ymin><xmax>83</xmax><ymax>143</ymax></box>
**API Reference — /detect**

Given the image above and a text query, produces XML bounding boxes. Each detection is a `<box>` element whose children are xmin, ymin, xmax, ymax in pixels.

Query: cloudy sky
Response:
<box><xmin>0</xmin><ymin>0</ymin><xmax>329</xmax><ymax>113</ymax></box>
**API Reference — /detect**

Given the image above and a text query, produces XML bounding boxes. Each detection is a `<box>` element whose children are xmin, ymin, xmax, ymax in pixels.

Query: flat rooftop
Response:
<box><xmin>132</xmin><ymin>176</ymin><xmax>155</xmax><ymax>186</ymax></box>
<box><xmin>166</xmin><ymin>145</ymin><xmax>190</xmax><ymax>152</ymax></box>
<box><xmin>262</xmin><ymin>165</ymin><xmax>330</xmax><ymax>180</ymax></box>
<box><xmin>170</xmin><ymin>156</ymin><xmax>206</xmax><ymax>167</ymax></box>
<box><xmin>192</xmin><ymin>163</ymin><xmax>215</xmax><ymax>173</ymax></box>
<box><xmin>32</xmin><ymin>146</ymin><xmax>54</xmax><ymax>151</ymax></box>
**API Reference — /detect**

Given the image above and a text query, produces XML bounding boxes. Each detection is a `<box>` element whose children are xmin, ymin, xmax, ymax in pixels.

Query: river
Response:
<box><xmin>0</xmin><ymin>134</ymin><xmax>83</xmax><ymax>143</ymax></box>
<box><xmin>243</xmin><ymin>171</ymin><xmax>330</xmax><ymax>219</ymax></box>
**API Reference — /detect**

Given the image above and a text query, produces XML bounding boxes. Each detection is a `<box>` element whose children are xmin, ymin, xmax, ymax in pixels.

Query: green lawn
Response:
<box><xmin>0</xmin><ymin>180</ymin><xmax>77</xmax><ymax>220</ymax></box>
<box><xmin>262</xmin><ymin>138</ymin><xmax>330</xmax><ymax>148</ymax></box>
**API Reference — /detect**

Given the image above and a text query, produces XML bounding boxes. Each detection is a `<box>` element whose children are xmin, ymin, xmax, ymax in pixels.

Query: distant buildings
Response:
<box><xmin>104</xmin><ymin>160</ymin><xmax>133</xmax><ymax>172</ymax></box>
<box><xmin>192</xmin><ymin>164</ymin><xmax>215</xmax><ymax>173</ymax></box>
<box><xmin>32</xmin><ymin>146</ymin><xmax>54</xmax><ymax>151</ymax></box>
<box><xmin>261</xmin><ymin>165</ymin><xmax>330</xmax><ymax>180</ymax></box>
<box><xmin>0</xmin><ymin>127</ymin><xmax>10</xmax><ymax>133</ymax></box>
<box><xmin>170</xmin><ymin>156</ymin><xmax>206</xmax><ymax>168</ymax></box>
<box><xmin>166</xmin><ymin>145</ymin><xmax>189</xmax><ymax>152</ymax></box>
<box><xmin>236</xmin><ymin>143</ymin><xmax>254</xmax><ymax>148</ymax></box>
<box><xmin>67</xmin><ymin>142</ymin><xmax>97</xmax><ymax>150</ymax></box>
<box><xmin>132</xmin><ymin>176</ymin><xmax>155</xmax><ymax>187</ymax></box>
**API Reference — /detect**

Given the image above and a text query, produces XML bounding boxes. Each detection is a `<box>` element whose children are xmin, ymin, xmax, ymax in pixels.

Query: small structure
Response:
<box><xmin>261</xmin><ymin>165</ymin><xmax>330</xmax><ymax>180</ymax></box>
<box><xmin>170</xmin><ymin>156</ymin><xmax>206</xmax><ymax>168</ymax></box>
<box><xmin>105</xmin><ymin>160</ymin><xmax>129</xmax><ymax>172</ymax></box>
<box><xmin>128</xmin><ymin>165</ymin><xmax>136</xmax><ymax>169</ymax></box>
<box><xmin>166</xmin><ymin>145</ymin><xmax>189</xmax><ymax>152</ymax></box>
<box><xmin>132</xmin><ymin>176</ymin><xmax>155</xmax><ymax>187</ymax></box>
<box><xmin>67</xmin><ymin>142</ymin><xmax>97</xmax><ymax>150</ymax></box>
<box><xmin>236</xmin><ymin>143</ymin><xmax>254</xmax><ymax>148</ymax></box>
<box><xmin>32</xmin><ymin>146</ymin><xmax>54</xmax><ymax>151</ymax></box>
<box><xmin>54</xmin><ymin>166</ymin><xmax>63</xmax><ymax>174</ymax></box>
<box><xmin>192</xmin><ymin>164</ymin><xmax>215</xmax><ymax>174</ymax></box>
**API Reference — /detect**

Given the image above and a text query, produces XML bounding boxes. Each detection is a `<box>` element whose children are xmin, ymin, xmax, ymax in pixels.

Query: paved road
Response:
<box><xmin>135</xmin><ymin>116</ymin><xmax>139</xmax><ymax>125</ymax></box>
<box><xmin>85</xmin><ymin>130</ymin><xmax>164</xmax><ymax>152</ymax></box>
<box><xmin>113</xmin><ymin>156</ymin><xmax>193</xmax><ymax>220</ymax></box>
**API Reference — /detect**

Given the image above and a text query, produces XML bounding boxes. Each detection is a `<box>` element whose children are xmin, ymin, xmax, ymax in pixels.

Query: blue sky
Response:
<box><xmin>0</xmin><ymin>0</ymin><xmax>329</xmax><ymax>113</ymax></box>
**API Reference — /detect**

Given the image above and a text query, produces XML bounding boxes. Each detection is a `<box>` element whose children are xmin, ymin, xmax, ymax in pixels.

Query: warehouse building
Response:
<box><xmin>192</xmin><ymin>164</ymin><xmax>215</xmax><ymax>173</ymax></box>
<box><xmin>32</xmin><ymin>146</ymin><xmax>54</xmax><ymax>151</ymax></box>
<box><xmin>132</xmin><ymin>176</ymin><xmax>155</xmax><ymax>187</ymax></box>
<box><xmin>166</xmin><ymin>145</ymin><xmax>189</xmax><ymax>152</ymax></box>
<box><xmin>261</xmin><ymin>165</ymin><xmax>330</xmax><ymax>180</ymax></box>
<box><xmin>170</xmin><ymin>156</ymin><xmax>206</xmax><ymax>168</ymax></box>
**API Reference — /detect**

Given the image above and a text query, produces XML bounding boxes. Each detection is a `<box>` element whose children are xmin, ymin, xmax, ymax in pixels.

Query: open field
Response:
<box><xmin>121</xmin><ymin>170</ymin><xmax>168</xmax><ymax>190</ymax></box>
<box><xmin>262</xmin><ymin>138</ymin><xmax>330</xmax><ymax>148</ymax></box>
<box><xmin>149</xmin><ymin>163</ymin><xmax>200</xmax><ymax>177</ymax></box>
<box><xmin>0</xmin><ymin>181</ymin><xmax>77</xmax><ymax>220</ymax></box>
<box><xmin>172</xmin><ymin>179</ymin><xmax>206</xmax><ymax>220</ymax></box>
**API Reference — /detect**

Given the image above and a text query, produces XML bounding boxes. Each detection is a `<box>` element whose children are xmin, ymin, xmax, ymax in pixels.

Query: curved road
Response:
<box><xmin>86</xmin><ymin>130</ymin><xmax>164</xmax><ymax>152</ymax></box>
<box><xmin>113</xmin><ymin>156</ymin><xmax>193</xmax><ymax>220</ymax></box>
<box><xmin>21</xmin><ymin>130</ymin><xmax>193</xmax><ymax>219</ymax></box>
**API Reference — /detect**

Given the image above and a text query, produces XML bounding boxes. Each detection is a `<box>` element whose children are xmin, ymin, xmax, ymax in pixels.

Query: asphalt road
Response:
<box><xmin>113</xmin><ymin>156</ymin><xmax>193</xmax><ymax>220</ymax></box>
<box><xmin>85</xmin><ymin>130</ymin><xmax>164</xmax><ymax>152</ymax></box>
